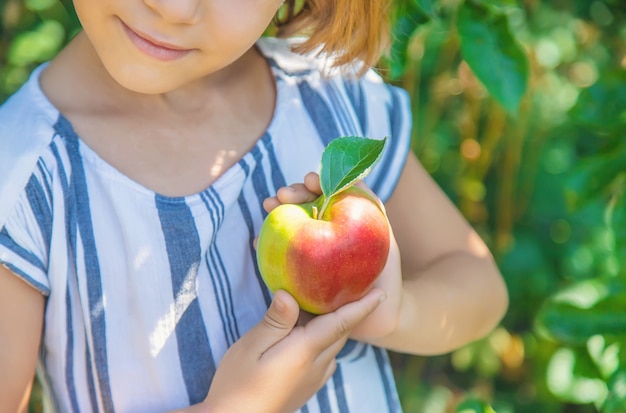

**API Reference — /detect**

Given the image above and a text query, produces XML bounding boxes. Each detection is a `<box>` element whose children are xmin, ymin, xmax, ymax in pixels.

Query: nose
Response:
<box><xmin>143</xmin><ymin>0</ymin><xmax>202</xmax><ymax>24</ymax></box>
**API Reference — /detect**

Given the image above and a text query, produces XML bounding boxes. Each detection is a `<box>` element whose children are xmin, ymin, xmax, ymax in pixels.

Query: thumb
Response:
<box><xmin>247</xmin><ymin>290</ymin><xmax>300</xmax><ymax>354</ymax></box>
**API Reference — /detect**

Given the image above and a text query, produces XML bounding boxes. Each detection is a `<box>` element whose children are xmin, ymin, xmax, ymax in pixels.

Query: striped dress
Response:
<box><xmin>0</xmin><ymin>37</ymin><xmax>412</xmax><ymax>413</ymax></box>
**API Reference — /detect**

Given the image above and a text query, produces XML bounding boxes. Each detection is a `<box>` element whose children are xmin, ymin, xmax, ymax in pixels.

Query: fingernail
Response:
<box><xmin>274</xmin><ymin>295</ymin><xmax>286</xmax><ymax>312</ymax></box>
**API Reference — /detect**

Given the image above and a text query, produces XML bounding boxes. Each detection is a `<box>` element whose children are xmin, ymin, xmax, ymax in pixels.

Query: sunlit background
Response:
<box><xmin>1</xmin><ymin>0</ymin><xmax>625</xmax><ymax>412</ymax></box>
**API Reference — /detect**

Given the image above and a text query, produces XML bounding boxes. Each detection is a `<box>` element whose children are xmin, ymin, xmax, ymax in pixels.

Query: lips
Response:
<box><xmin>121</xmin><ymin>20</ymin><xmax>192</xmax><ymax>61</ymax></box>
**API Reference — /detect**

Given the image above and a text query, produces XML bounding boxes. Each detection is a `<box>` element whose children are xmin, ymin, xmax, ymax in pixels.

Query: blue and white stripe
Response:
<box><xmin>0</xmin><ymin>37</ymin><xmax>411</xmax><ymax>413</ymax></box>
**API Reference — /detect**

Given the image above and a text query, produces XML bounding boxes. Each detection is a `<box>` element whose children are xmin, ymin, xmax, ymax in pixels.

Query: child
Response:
<box><xmin>0</xmin><ymin>0</ymin><xmax>508</xmax><ymax>412</ymax></box>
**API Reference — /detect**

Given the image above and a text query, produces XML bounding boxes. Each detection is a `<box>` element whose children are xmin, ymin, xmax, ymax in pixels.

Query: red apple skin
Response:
<box><xmin>256</xmin><ymin>186</ymin><xmax>390</xmax><ymax>314</ymax></box>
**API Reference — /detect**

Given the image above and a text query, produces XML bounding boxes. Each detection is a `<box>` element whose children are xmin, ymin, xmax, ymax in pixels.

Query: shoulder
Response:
<box><xmin>0</xmin><ymin>65</ymin><xmax>59</xmax><ymax>228</ymax></box>
<box><xmin>257</xmin><ymin>37</ymin><xmax>409</xmax><ymax>111</ymax></box>
<box><xmin>257</xmin><ymin>37</ymin><xmax>406</xmax><ymax>94</ymax></box>
<box><xmin>256</xmin><ymin>36</ymin><xmax>324</xmax><ymax>76</ymax></box>
<box><xmin>259</xmin><ymin>38</ymin><xmax>413</xmax><ymax>202</ymax></box>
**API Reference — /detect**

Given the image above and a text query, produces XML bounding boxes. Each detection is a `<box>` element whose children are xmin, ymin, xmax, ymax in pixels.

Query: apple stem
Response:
<box><xmin>312</xmin><ymin>206</ymin><xmax>319</xmax><ymax>220</ymax></box>
<box><xmin>317</xmin><ymin>196</ymin><xmax>331</xmax><ymax>220</ymax></box>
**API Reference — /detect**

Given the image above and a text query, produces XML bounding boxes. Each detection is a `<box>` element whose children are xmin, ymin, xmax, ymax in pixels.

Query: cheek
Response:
<box><xmin>72</xmin><ymin>1</ymin><xmax>95</xmax><ymax>28</ymax></box>
<box><xmin>73</xmin><ymin>0</ymin><xmax>112</xmax><ymax>25</ymax></box>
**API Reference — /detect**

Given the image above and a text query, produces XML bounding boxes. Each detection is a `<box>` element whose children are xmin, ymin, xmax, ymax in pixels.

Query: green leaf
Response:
<box><xmin>8</xmin><ymin>20</ymin><xmax>66</xmax><ymax>66</ymax></box>
<box><xmin>607</xmin><ymin>183</ymin><xmax>626</xmax><ymax>273</ymax></box>
<box><xmin>387</xmin><ymin>2</ymin><xmax>431</xmax><ymax>79</ymax></box>
<box><xmin>564</xmin><ymin>151</ymin><xmax>626</xmax><ymax>211</ymax></box>
<box><xmin>25</xmin><ymin>0</ymin><xmax>57</xmax><ymax>11</ymax></box>
<box><xmin>457</xmin><ymin>1</ymin><xmax>529</xmax><ymax>115</ymax></box>
<box><xmin>535</xmin><ymin>278</ymin><xmax>626</xmax><ymax>345</ymax></box>
<box><xmin>414</xmin><ymin>0</ymin><xmax>436</xmax><ymax>18</ymax></box>
<box><xmin>569</xmin><ymin>71</ymin><xmax>626</xmax><ymax>135</ymax></box>
<box><xmin>545</xmin><ymin>346</ymin><xmax>609</xmax><ymax>404</ymax></box>
<box><xmin>319</xmin><ymin>136</ymin><xmax>387</xmax><ymax>200</ymax></box>
<box><xmin>472</xmin><ymin>0</ymin><xmax>518</xmax><ymax>12</ymax></box>
<box><xmin>455</xmin><ymin>398</ymin><xmax>496</xmax><ymax>413</ymax></box>
<box><xmin>603</xmin><ymin>370</ymin><xmax>626</xmax><ymax>412</ymax></box>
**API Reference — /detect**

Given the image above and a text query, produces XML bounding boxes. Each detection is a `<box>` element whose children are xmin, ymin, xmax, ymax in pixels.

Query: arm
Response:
<box><xmin>360</xmin><ymin>153</ymin><xmax>508</xmax><ymax>355</ymax></box>
<box><xmin>264</xmin><ymin>153</ymin><xmax>508</xmax><ymax>356</ymax></box>
<box><xmin>0</xmin><ymin>265</ymin><xmax>45</xmax><ymax>413</ymax></box>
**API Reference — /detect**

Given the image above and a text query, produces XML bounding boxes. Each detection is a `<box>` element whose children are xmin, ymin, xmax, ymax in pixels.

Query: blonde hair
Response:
<box><xmin>274</xmin><ymin>0</ymin><xmax>391</xmax><ymax>72</ymax></box>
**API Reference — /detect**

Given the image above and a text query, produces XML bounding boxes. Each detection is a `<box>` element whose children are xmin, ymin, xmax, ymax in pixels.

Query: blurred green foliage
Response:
<box><xmin>384</xmin><ymin>0</ymin><xmax>626</xmax><ymax>411</ymax></box>
<box><xmin>1</xmin><ymin>0</ymin><xmax>624</xmax><ymax>412</ymax></box>
<box><xmin>0</xmin><ymin>0</ymin><xmax>78</xmax><ymax>100</ymax></box>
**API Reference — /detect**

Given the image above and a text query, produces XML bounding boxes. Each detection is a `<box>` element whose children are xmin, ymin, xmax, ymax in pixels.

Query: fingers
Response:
<box><xmin>263</xmin><ymin>180</ymin><xmax>322</xmax><ymax>213</ymax></box>
<box><xmin>353</xmin><ymin>180</ymin><xmax>387</xmax><ymax>212</ymax></box>
<box><xmin>246</xmin><ymin>290</ymin><xmax>301</xmax><ymax>356</ymax></box>
<box><xmin>262</xmin><ymin>172</ymin><xmax>385</xmax><ymax>214</ymax></box>
<box><xmin>305</xmin><ymin>289</ymin><xmax>386</xmax><ymax>354</ymax></box>
<box><xmin>322</xmin><ymin>358</ymin><xmax>338</xmax><ymax>383</ymax></box>
<box><xmin>277</xmin><ymin>184</ymin><xmax>318</xmax><ymax>204</ymax></box>
<box><xmin>303</xmin><ymin>172</ymin><xmax>322</xmax><ymax>193</ymax></box>
<box><xmin>262</xmin><ymin>196</ymin><xmax>281</xmax><ymax>213</ymax></box>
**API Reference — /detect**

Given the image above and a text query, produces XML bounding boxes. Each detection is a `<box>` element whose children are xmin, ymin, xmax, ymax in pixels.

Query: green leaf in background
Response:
<box><xmin>564</xmin><ymin>148</ymin><xmax>626</xmax><ymax>210</ymax></box>
<box><xmin>603</xmin><ymin>370</ymin><xmax>626</xmax><ymax>413</ymax></box>
<box><xmin>414</xmin><ymin>0</ymin><xmax>436</xmax><ymax>18</ymax></box>
<box><xmin>545</xmin><ymin>346</ymin><xmax>609</xmax><ymax>404</ymax></box>
<box><xmin>607</xmin><ymin>180</ymin><xmax>626</xmax><ymax>272</ymax></box>
<box><xmin>387</xmin><ymin>2</ymin><xmax>431</xmax><ymax>79</ymax></box>
<box><xmin>319</xmin><ymin>136</ymin><xmax>387</xmax><ymax>200</ymax></box>
<box><xmin>8</xmin><ymin>20</ymin><xmax>66</xmax><ymax>66</ymax></box>
<box><xmin>25</xmin><ymin>0</ymin><xmax>57</xmax><ymax>12</ymax></box>
<box><xmin>456</xmin><ymin>398</ymin><xmax>497</xmax><ymax>413</ymax></box>
<box><xmin>569</xmin><ymin>71</ymin><xmax>626</xmax><ymax>135</ymax></box>
<box><xmin>457</xmin><ymin>1</ymin><xmax>529</xmax><ymax>115</ymax></box>
<box><xmin>587</xmin><ymin>336</ymin><xmax>621</xmax><ymax>380</ymax></box>
<box><xmin>536</xmin><ymin>278</ymin><xmax>626</xmax><ymax>345</ymax></box>
<box><xmin>472</xmin><ymin>0</ymin><xmax>518</xmax><ymax>12</ymax></box>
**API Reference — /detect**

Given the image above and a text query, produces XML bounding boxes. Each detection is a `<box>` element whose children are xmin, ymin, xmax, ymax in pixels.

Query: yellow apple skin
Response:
<box><xmin>256</xmin><ymin>186</ymin><xmax>390</xmax><ymax>314</ymax></box>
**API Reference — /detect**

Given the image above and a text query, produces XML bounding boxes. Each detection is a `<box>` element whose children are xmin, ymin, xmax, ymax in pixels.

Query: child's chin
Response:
<box><xmin>104</xmin><ymin>62</ymin><xmax>195</xmax><ymax>95</ymax></box>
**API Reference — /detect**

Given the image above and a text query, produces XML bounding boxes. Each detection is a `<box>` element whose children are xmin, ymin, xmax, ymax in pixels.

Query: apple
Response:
<box><xmin>256</xmin><ymin>185</ymin><xmax>390</xmax><ymax>314</ymax></box>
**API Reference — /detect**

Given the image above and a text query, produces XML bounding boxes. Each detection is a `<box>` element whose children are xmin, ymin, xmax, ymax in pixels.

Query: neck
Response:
<box><xmin>43</xmin><ymin>31</ymin><xmax>271</xmax><ymax>116</ymax></box>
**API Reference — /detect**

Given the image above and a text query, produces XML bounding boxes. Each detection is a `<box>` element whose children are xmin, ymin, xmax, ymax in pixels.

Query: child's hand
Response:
<box><xmin>203</xmin><ymin>288</ymin><xmax>385</xmax><ymax>413</ymax></box>
<box><xmin>262</xmin><ymin>172</ymin><xmax>403</xmax><ymax>343</ymax></box>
